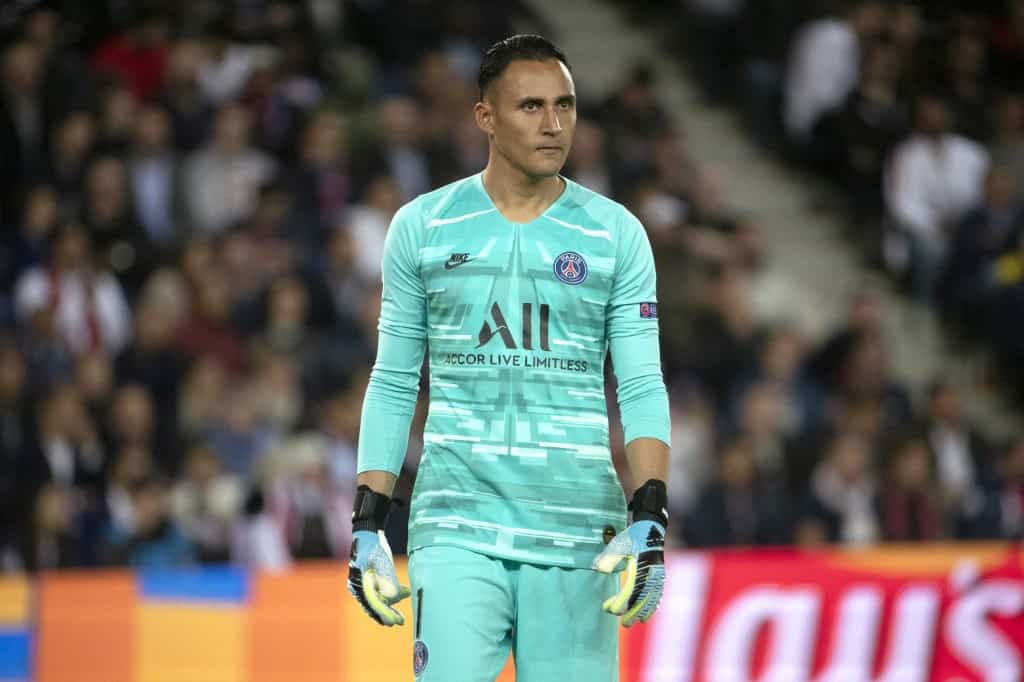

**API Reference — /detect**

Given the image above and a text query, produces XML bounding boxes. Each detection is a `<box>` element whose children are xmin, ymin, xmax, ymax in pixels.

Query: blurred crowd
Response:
<box><xmin>673</xmin><ymin>0</ymin><xmax>1024</xmax><ymax>397</ymax></box>
<box><xmin>619</xmin><ymin>0</ymin><xmax>1024</xmax><ymax>548</ymax></box>
<box><xmin>1</xmin><ymin>0</ymin><xmax>1022</xmax><ymax>575</ymax></box>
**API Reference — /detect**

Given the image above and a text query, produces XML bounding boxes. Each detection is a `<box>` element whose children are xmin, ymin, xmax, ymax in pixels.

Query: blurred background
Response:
<box><xmin>0</xmin><ymin>0</ymin><xmax>1023</xmax><ymax>680</ymax></box>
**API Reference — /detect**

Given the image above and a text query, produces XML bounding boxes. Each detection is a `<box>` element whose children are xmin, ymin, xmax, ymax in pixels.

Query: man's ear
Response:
<box><xmin>474</xmin><ymin>100</ymin><xmax>494</xmax><ymax>136</ymax></box>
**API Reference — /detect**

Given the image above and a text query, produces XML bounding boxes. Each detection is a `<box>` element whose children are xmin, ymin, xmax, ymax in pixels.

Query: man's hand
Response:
<box><xmin>593</xmin><ymin>519</ymin><xmax>665</xmax><ymax>626</ymax></box>
<box><xmin>593</xmin><ymin>478</ymin><xmax>668</xmax><ymax>627</ymax></box>
<box><xmin>348</xmin><ymin>529</ymin><xmax>411</xmax><ymax>626</ymax></box>
<box><xmin>347</xmin><ymin>484</ymin><xmax>410</xmax><ymax>626</ymax></box>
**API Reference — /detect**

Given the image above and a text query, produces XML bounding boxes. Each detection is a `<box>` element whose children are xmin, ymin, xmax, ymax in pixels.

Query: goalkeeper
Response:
<box><xmin>348</xmin><ymin>34</ymin><xmax>670</xmax><ymax>681</ymax></box>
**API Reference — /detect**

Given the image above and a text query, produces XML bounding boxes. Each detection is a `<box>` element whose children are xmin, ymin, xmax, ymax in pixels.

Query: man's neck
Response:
<box><xmin>481</xmin><ymin>158</ymin><xmax>564</xmax><ymax>223</ymax></box>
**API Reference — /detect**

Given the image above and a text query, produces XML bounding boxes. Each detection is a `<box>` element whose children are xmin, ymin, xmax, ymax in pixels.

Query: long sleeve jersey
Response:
<box><xmin>357</xmin><ymin>173</ymin><xmax>670</xmax><ymax>568</ymax></box>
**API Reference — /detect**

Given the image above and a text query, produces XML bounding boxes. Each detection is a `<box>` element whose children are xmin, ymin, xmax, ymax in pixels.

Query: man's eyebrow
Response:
<box><xmin>515</xmin><ymin>94</ymin><xmax>577</xmax><ymax>106</ymax></box>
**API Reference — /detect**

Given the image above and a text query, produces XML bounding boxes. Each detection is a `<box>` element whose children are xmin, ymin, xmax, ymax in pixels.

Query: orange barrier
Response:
<box><xmin>1</xmin><ymin>543</ymin><xmax>1017</xmax><ymax>681</ymax></box>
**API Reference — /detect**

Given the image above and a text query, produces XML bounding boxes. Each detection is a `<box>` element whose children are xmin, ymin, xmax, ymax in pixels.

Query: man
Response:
<box><xmin>347</xmin><ymin>35</ymin><xmax>671</xmax><ymax>681</ymax></box>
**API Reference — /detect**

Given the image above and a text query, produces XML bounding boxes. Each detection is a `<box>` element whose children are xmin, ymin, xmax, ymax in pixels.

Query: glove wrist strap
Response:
<box><xmin>352</xmin><ymin>485</ymin><xmax>391</xmax><ymax>533</ymax></box>
<box><xmin>629</xmin><ymin>478</ymin><xmax>668</xmax><ymax>528</ymax></box>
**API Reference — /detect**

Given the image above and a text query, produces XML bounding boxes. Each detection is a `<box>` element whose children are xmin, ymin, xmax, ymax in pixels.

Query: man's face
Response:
<box><xmin>477</xmin><ymin>59</ymin><xmax>576</xmax><ymax>180</ymax></box>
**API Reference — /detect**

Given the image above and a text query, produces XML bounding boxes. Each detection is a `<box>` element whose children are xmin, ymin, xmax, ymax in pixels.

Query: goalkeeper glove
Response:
<box><xmin>593</xmin><ymin>478</ymin><xmax>667</xmax><ymax>627</ymax></box>
<box><xmin>347</xmin><ymin>485</ymin><xmax>411</xmax><ymax>626</ymax></box>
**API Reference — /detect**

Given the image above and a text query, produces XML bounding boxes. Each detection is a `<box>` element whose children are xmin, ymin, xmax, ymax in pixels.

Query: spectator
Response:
<box><xmin>16</xmin><ymin>384</ymin><xmax>104</xmax><ymax>509</ymax></box>
<box><xmin>883</xmin><ymin>93</ymin><xmax>990</xmax><ymax>304</ymax></box>
<box><xmin>170</xmin><ymin>443</ymin><xmax>243</xmax><ymax>564</ymax></box>
<box><xmin>809</xmin><ymin>288</ymin><xmax>885</xmax><ymax>390</ymax></box>
<box><xmin>128</xmin><ymin>105</ymin><xmax>180</xmax><ymax>246</ymax></box>
<box><xmin>103</xmin><ymin>445</ymin><xmax>153</xmax><ymax>542</ymax></box>
<box><xmin>176</xmin><ymin>270</ymin><xmax>244</xmax><ymax>374</ymax></box>
<box><xmin>232</xmin><ymin>487</ymin><xmax>291</xmax><ymax>572</ymax></box>
<box><xmin>731</xmin><ymin>381</ymin><xmax>794</xmax><ymax>491</ymax></box>
<box><xmin>287</xmin><ymin>109</ymin><xmax>350</xmax><ymax>248</ymax></box>
<box><xmin>106</xmin><ymin>476</ymin><xmax>194</xmax><ymax>569</ymax></box>
<box><xmin>565</xmin><ymin>118</ymin><xmax>611</xmax><ymax>197</ymax></box>
<box><xmin>116</xmin><ymin>285</ymin><xmax>187</xmax><ymax>461</ymax></box>
<box><xmin>733</xmin><ymin>323</ymin><xmax>819</xmax><ymax>440</ymax></box>
<box><xmin>990</xmin><ymin>94</ymin><xmax>1024</xmax><ymax>201</ymax></box>
<box><xmin>0</xmin><ymin>183</ymin><xmax>61</xmax><ymax>308</ymax></box>
<box><xmin>90</xmin><ymin>12</ymin><xmax>170</xmax><ymax>102</ymax></box>
<box><xmin>75</xmin><ymin>351</ymin><xmax>115</xmax><ymax>427</ymax></box>
<box><xmin>17</xmin><ymin>484</ymin><xmax>83</xmax><ymax>573</ymax></box>
<box><xmin>783</xmin><ymin>1</ymin><xmax>886</xmax><ymax>156</ymax></box>
<box><xmin>345</xmin><ymin>175</ymin><xmax>402</xmax><ymax>284</ymax></box>
<box><xmin>80</xmin><ymin>155</ymin><xmax>155</xmax><ymax>293</ymax></box>
<box><xmin>940</xmin><ymin>166</ymin><xmax>1023</xmax><ymax>330</ymax></box>
<box><xmin>877</xmin><ymin>431</ymin><xmax>945</xmax><ymax>542</ymax></box>
<box><xmin>14</xmin><ymin>223</ymin><xmax>132</xmax><ymax>357</ymax></box>
<box><xmin>833</xmin><ymin>329</ymin><xmax>912</xmax><ymax>433</ymax></box>
<box><xmin>0</xmin><ymin>41</ymin><xmax>50</xmax><ymax>204</ymax></box>
<box><xmin>316</xmin><ymin>389</ymin><xmax>360</xmax><ymax>489</ymax></box>
<box><xmin>315</xmin><ymin>226</ymin><xmax>368</xmax><ymax>334</ymax></box>
<box><xmin>923</xmin><ymin>380</ymin><xmax>993</xmax><ymax>519</ymax></box>
<box><xmin>941</xmin><ymin>29</ymin><xmax>990</xmax><ymax>143</ymax></box>
<box><xmin>268</xmin><ymin>436</ymin><xmax>351</xmax><ymax>560</ymax></box>
<box><xmin>990</xmin><ymin>0</ymin><xmax>1024</xmax><ymax>90</ymax></box>
<box><xmin>0</xmin><ymin>341</ymin><xmax>31</xmax><ymax>545</ymax></box>
<box><xmin>796</xmin><ymin>432</ymin><xmax>879</xmax><ymax>546</ymax></box>
<box><xmin>95</xmin><ymin>83</ymin><xmax>138</xmax><ymax>156</ymax></box>
<box><xmin>684</xmin><ymin>436</ymin><xmax>790</xmax><ymax>548</ymax></box>
<box><xmin>838</xmin><ymin>40</ymin><xmax>908</xmax><ymax>232</ymax></box>
<box><xmin>975</xmin><ymin>435</ymin><xmax>1024</xmax><ymax>539</ymax></box>
<box><xmin>688</xmin><ymin>265</ymin><xmax>761</xmax><ymax>410</ymax></box>
<box><xmin>204</xmin><ymin>383</ymin><xmax>276</xmax><ymax>477</ymax></box>
<box><xmin>370</xmin><ymin>97</ymin><xmax>433</xmax><ymax>202</ymax></box>
<box><xmin>182</xmin><ymin>103</ymin><xmax>275</xmax><ymax>235</ymax></box>
<box><xmin>44</xmin><ymin>111</ymin><xmax>96</xmax><ymax>209</ymax></box>
<box><xmin>105</xmin><ymin>383</ymin><xmax>161</xmax><ymax>471</ymax></box>
<box><xmin>178</xmin><ymin>355</ymin><xmax>229</xmax><ymax>442</ymax></box>
<box><xmin>160</xmin><ymin>39</ymin><xmax>213</xmax><ymax>153</ymax></box>
<box><xmin>197</xmin><ymin>22</ymin><xmax>272</xmax><ymax>105</ymax></box>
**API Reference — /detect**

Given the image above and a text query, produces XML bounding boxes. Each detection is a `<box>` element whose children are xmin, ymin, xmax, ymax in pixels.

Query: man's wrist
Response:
<box><xmin>629</xmin><ymin>478</ymin><xmax>668</xmax><ymax>528</ymax></box>
<box><xmin>352</xmin><ymin>485</ymin><xmax>392</xmax><ymax>533</ymax></box>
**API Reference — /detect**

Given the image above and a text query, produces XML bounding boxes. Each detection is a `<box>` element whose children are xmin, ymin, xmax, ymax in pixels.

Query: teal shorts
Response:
<box><xmin>408</xmin><ymin>545</ymin><xmax>619</xmax><ymax>682</ymax></box>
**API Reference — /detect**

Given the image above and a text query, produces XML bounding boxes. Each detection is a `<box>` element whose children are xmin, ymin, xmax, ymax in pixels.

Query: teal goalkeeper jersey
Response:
<box><xmin>357</xmin><ymin>173</ymin><xmax>670</xmax><ymax>569</ymax></box>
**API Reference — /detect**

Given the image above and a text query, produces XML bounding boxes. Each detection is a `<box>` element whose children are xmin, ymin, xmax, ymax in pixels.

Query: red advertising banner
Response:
<box><xmin>624</xmin><ymin>544</ymin><xmax>1024</xmax><ymax>682</ymax></box>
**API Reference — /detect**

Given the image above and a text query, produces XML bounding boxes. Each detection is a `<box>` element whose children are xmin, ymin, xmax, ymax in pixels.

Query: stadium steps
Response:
<box><xmin>520</xmin><ymin>0</ymin><xmax>1021</xmax><ymax>436</ymax></box>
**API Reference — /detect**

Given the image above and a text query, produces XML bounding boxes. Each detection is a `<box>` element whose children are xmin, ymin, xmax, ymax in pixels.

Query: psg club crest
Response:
<box><xmin>553</xmin><ymin>251</ymin><xmax>588</xmax><ymax>285</ymax></box>
<box><xmin>413</xmin><ymin>640</ymin><xmax>429</xmax><ymax>676</ymax></box>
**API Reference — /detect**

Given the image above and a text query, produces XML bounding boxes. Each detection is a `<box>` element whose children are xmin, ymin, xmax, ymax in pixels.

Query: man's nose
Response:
<box><xmin>541</xmin><ymin>107</ymin><xmax>562</xmax><ymax>133</ymax></box>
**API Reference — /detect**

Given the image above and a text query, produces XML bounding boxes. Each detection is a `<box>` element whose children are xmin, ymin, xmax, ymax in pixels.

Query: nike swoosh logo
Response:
<box><xmin>444</xmin><ymin>258</ymin><xmax>472</xmax><ymax>270</ymax></box>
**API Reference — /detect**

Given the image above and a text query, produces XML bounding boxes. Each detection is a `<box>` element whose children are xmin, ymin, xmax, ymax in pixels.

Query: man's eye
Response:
<box><xmin>559</xmin><ymin>101</ymin><xmax>572</xmax><ymax>109</ymax></box>
<box><xmin>523</xmin><ymin>103</ymin><xmax>538</xmax><ymax>112</ymax></box>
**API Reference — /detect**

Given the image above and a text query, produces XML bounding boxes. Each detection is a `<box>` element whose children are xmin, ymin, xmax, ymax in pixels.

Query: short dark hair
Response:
<box><xmin>477</xmin><ymin>34</ymin><xmax>571</xmax><ymax>100</ymax></box>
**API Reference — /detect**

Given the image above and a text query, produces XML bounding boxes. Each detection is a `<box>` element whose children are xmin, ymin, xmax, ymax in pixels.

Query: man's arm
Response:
<box><xmin>605</xmin><ymin>210</ymin><xmax>671</xmax><ymax>461</ymax></box>
<box><xmin>625</xmin><ymin>437</ymin><xmax>669</xmax><ymax>495</ymax></box>
<box><xmin>355</xmin><ymin>202</ymin><xmax>427</xmax><ymax>491</ymax></box>
<box><xmin>356</xmin><ymin>471</ymin><xmax>398</xmax><ymax>497</ymax></box>
<box><xmin>592</xmin><ymin>209</ymin><xmax>671</xmax><ymax>628</ymax></box>
<box><xmin>347</xmin><ymin>203</ymin><xmax>425</xmax><ymax>627</ymax></box>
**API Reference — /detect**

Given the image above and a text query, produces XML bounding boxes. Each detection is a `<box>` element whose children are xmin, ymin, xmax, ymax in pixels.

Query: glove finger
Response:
<box><xmin>375</xmin><ymin>571</ymin><xmax>409</xmax><ymax>602</ymax></box>
<box><xmin>362</xmin><ymin>571</ymin><xmax>406</xmax><ymax>626</ymax></box>
<box><xmin>601</xmin><ymin>556</ymin><xmax>637</xmax><ymax>616</ymax></box>
<box><xmin>348</xmin><ymin>572</ymin><xmax>387</xmax><ymax>626</ymax></box>
<box><xmin>384</xmin><ymin>584</ymin><xmax>412</xmax><ymax>606</ymax></box>
<box><xmin>592</xmin><ymin>549</ymin><xmax>626</xmax><ymax>574</ymax></box>
<box><xmin>621</xmin><ymin>563</ymin><xmax>665</xmax><ymax>627</ymax></box>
